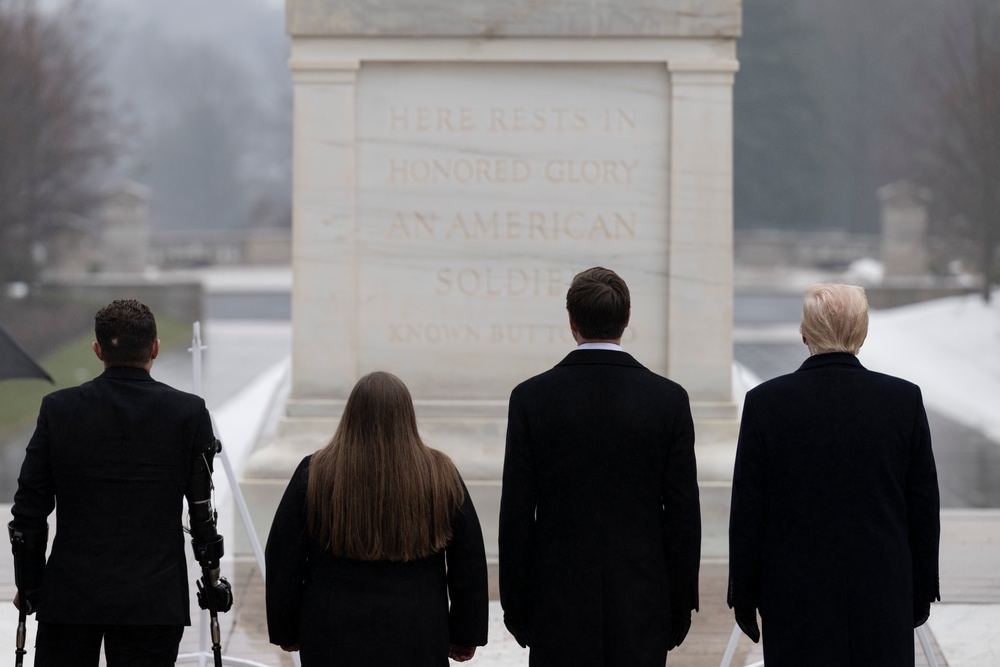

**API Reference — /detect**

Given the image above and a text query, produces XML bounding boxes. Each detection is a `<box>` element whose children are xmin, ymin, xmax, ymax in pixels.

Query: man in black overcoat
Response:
<box><xmin>499</xmin><ymin>267</ymin><xmax>702</xmax><ymax>667</ymax></box>
<box><xmin>9</xmin><ymin>299</ymin><xmax>232</xmax><ymax>666</ymax></box>
<box><xmin>728</xmin><ymin>283</ymin><xmax>940</xmax><ymax>667</ymax></box>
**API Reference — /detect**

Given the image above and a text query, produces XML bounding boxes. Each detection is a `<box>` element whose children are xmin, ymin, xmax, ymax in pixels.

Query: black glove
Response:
<box><xmin>503</xmin><ymin>617</ymin><xmax>530</xmax><ymax>648</ymax></box>
<box><xmin>914</xmin><ymin>600</ymin><xmax>931</xmax><ymax>628</ymax></box>
<box><xmin>197</xmin><ymin>576</ymin><xmax>234</xmax><ymax>613</ymax></box>
<box><xmin>666</xmin><ymin>612</ymin><xmax>692</xmax><ymax>650</ymax></box>
<box><xmin>14</xmin><ymin>589</ymin><xmax>40</xmax><ymax>615</ymax></box>
<box><xmin>734</xmin><ymin>606</ymin><xmax>760</xmax><ymax>643</ymax></box>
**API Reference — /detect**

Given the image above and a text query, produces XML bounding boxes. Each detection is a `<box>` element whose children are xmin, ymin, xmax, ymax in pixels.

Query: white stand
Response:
<box><xmin>916</xmin><ymin>624</ymin><xmax>942</xmax><ymax>667</ymax></box>
<box><xmin>719</xmin><ymin>622</ymin><xmax>940</xmax><ymax>667</ymax></box>
<box><xmin>177</xmin><ymin>322</ymin><xmax>301</xmax><ymax>667</ymax></box>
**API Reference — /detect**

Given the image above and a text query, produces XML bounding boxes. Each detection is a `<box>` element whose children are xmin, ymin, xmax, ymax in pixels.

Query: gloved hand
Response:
<box><xmin>503</xmin><ymin>617</ymin><xmax>530</xmax><ymax>648</ymax></box>
<box><xmin>667</xmin><ymin>612</ymin><xmax>692</xmax><ymax>649</ymax></box>
<box><xmin>914</xmin><ymin>600</ymin><xmax>931</xmax><ymax>628</ymax></box>
<box><xmin>735</xmin><ymin>606</ymin><xmax>760</xmax><ymax>643</ymax></box>
<box><xmin>197</xmin><ymin>576</ymin><xmax>234</xmax><ymax>613</ymax></box>
<box><xmin>12</xmin><ymin>590</ymin><xmax>39</xmax><ymax>615</ymax></box>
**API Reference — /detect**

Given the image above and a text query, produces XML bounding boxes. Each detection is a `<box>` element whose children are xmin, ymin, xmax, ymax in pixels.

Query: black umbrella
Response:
<box><xmin>0</xmin><ymin>324</ymin><xmax>54</xmax><ymax>383</ymax></box>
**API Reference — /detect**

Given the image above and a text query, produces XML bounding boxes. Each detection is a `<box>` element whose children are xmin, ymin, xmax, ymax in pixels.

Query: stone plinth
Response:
<box><xmin>243</xmin><ymin>0</ymin><xmax>742</xmax><ymax>559</ymax></box>
<box><xmin>878</xmin><ymin>180</ymin><xmax>932</xmax><ymax>281</ymax></box>
<box><xmin>99</xmin><ymin>181</ymin><xmax>151</xmax><ymax>273</ymax></box>
<box><xmin>287</xmin><ymin>0</ymin><xmax>741</xmax><ymax>38</ymax></box>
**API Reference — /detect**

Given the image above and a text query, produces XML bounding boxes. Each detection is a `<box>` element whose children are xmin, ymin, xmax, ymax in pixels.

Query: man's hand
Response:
<box><xmin>914</xmin><ymin>600</ymin><xmax>931</xmax><ymax>628</ymax></box>
<box><xmin>197</xmin><ymin>577</ymin><xmax>234</xmax><ymax>613</ymax></box>
<box><xmin>667</xmin><ymin>612</ymin><xmax>692</xmax><ymax>649</ymax></box>
<box><xmin>449</xmin><ymin>644</ymin><xmax>476</xmax><ymax>662</ymax></box>
<box><xmin>12</xmin><ymin>590</ymin><xmax>39</xmax><ymax>615</ymax></box>
<box><xmin>503</xmin><ymin>617</ymin><xmax>530</xmax><ymax>648</ymax></box>
<box><xmin>734</xmin><ymin>606</ymin><xmax>760</xmax><ymax>643</ymax></box>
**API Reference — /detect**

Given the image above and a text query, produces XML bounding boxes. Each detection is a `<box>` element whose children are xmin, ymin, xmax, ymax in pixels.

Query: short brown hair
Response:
<box><xmin>94</xmin><ymin>299</ymin><xmax>157</xmax><ymax>366</ymax></box>
<box><xmin>566</xmin><ymin>267</ymin><xmax>631</xmax><ymax>340</ymax></box>
<box><xmin>800</xmin><ymin>284</ymin><xmax>869</xmax><ymax>355</ymax></box>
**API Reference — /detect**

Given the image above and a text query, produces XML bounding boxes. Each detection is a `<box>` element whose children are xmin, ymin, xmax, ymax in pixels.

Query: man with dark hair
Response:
<box><xmin>93</xmin><ymin>299</ymin><xmax>159</xmax><ymax>365</ymax></box>
<box><xmin>499</xmin><ymin>267</ymin><xmax>702</xmax><ymax>667</ymax></box>
<box><xmin>9</xmin><ymin>299</ymin><xmax>232</xmax><ymax>667</ymax></box>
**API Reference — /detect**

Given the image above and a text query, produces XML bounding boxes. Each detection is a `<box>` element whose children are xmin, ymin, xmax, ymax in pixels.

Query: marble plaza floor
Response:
<box><xmin>0</xmin><ymin>548</ymin><xmax>982</xmax><ymax>667</ymax></box>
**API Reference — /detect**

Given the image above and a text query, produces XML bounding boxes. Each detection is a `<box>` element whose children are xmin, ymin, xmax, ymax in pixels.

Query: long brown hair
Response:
<box><xmin>305</xmin><ymin>371</ymin><xmax>464</xmax><ymax>561</ymax></box>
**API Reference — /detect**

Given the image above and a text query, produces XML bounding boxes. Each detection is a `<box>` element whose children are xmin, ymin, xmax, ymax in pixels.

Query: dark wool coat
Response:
<box><xmin>499</xmin><ymin>349</ymin><xmax>701</xmax><ymax>667</ymax></box>
<box><xmin>729</xmin><ymin>353</ymin><xmax>941</xmax><ymax>667</ymax></box>
<box><xmin>265</xmin><ymin>456</ymin><xmax>489</xmax><ymax>666</ymax></box>
<box><xmin>11</xmin><ymin>366</ymin><xmax>216</xmax><ymax>625</ymax></box>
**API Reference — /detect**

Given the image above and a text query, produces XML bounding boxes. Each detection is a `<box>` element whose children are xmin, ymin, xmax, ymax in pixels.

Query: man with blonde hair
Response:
<box><xmin>799</xmin><ymin>283</ymin><xmax>869</xmax><ymax>355</ymax></box>
<box><xmin>728</xmin><ymin>283</ymin><xmax>940</xmax><ymax>667</ymax></box>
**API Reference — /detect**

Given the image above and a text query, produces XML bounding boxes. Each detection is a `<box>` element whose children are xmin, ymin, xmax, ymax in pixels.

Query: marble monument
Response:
<box><xmin>243</xmin><ymin>0</ymin><xmax>742</xmax><ymax>558</ymax></box>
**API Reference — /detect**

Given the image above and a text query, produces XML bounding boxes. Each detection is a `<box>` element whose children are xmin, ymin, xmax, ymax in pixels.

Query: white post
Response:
<box><xmin>719</xmin><ymin>624</ymin><xmax>742</xmax><ymax>667</ymax></box>
<box><xmin>916</xmin><ymin>625</ymin><xmax>941</xmax><ymax>667</ymax></box>
<box><xmin>178</xmin><ymin>322</ymin><xmax>299</xmax><ymax>666</ymax></box>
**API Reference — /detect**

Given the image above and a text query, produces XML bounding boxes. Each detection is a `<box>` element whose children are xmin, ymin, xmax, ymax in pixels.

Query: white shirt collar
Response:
<box><xmin>576</xmin><ymin>342</ymin><xmax>624</xmax><ymax>352</ymax></box>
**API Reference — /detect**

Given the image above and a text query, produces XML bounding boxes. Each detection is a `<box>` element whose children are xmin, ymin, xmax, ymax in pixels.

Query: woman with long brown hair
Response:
<box><xmin>265</xmin><ymin>371</ymin><xmax>489</xmax><ymax>664</ymax></box>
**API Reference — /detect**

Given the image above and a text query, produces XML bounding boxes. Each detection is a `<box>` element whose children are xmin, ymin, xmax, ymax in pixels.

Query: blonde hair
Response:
<box><xmin>305</xmin><ymin>371</ymin><xmax>464</xmax><ymax>562</ymax></box>
<box><xmin>799</xmin><ymin>284</ymin><xmax>869</xmax><ymax>355</ymax></box>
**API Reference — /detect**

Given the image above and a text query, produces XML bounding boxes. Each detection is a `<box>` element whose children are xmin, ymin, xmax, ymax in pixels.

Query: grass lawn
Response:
<box><xmin>0</xmin><ymin>317</ymin><xmax>191</xmax><ymax>439</ymax></box>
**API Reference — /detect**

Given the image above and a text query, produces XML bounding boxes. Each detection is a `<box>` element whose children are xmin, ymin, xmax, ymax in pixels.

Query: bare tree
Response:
<box><xmin>0</xmin><ymin>0</ymin><xmax>120</xmax><ymax>282</ymax></box>
<box><xmin>918</xmin><ymin>0</ymin><xmax>1000</xmax><ymax>301</ymax></box>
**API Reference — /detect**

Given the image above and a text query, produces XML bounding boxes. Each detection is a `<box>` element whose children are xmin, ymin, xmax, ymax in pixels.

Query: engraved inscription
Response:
<box><xmin>357</xmin><ymin>63</ymin><xmax>669</xmax><ymax>362</ymax></box>
<box><xmin>434</xmin><ymin>267</ymin><xmax>570</xmax><ymax>297</ymax></box>
<box><xmin>386</xmin><ymin>211</ymin><xmax>637</xmax><ymax>241</ymax></box>
<box><xmin>387</xmin><ymin>158</ymin><xmax>638</xmax><ymax>185</ymax></box>
<box><xmin>388</xmin><ymin>159</ymin><xmax>532</xmax><ymax>184</ymax></box>
<box><xmin>386</xmin><ymin>322</ymin><xmax>638</xmax><ymax>346</ymax></box>
<box><xmin>387</xmin><ymin>106</ymin><xmax>637</xmax><ymax>134</ymax></box>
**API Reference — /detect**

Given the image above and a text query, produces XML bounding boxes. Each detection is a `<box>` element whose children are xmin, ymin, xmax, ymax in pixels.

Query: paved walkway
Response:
<box><xmin>0</xmin><ymin>548</ymin><xmax>969</xmax><ymax>667</ymax></box>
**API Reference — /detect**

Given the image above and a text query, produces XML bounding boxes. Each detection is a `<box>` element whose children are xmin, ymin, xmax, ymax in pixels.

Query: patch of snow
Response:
<box><xmin>860</xmin><ymin>290</ymin><xmax>1000</xmax><ymax>442</ymax></box>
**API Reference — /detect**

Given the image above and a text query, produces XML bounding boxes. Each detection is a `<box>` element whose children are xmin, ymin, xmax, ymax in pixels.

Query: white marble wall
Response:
<box><xmin>286</xmin><ymin>39</ymin><xmax>738</xmax><ymax>416</ymax></box>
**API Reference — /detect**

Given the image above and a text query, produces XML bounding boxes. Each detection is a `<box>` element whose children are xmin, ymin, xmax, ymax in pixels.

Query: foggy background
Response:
<box><xmin>1</xmin><ymin>0</ymin><xmax>998</xmax><ymax>506</ymax></box>
<box><xmin>91</xmin><ymin>0</ymin><xmax>292</xmax><ymax>234</ymax></box>
<box><xmin>2</xmin><ymin>0</ymin><xmax>996</xmax><ymax>246</ymax></box>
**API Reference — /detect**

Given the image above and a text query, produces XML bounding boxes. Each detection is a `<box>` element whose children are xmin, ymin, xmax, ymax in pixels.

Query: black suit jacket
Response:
<box><xmin>11</xmin><ymin>366</ymin><xmax>216</xmax><ymax>625</ymax></box>
<box><xmin>499</xmin><ymin>349</ymin><xmax>701</xmax><ymax>667</ymax></box>
<box><xmin>728</xmin><ymin>353</ymin><xmax>940</xmax><ymax>667</ymax></box>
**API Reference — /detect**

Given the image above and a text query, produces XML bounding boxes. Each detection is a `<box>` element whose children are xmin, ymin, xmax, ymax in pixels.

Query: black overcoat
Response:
<box><xmin>498</xmin><ymin>348</ymin><xmax>701</xmax><ymax>667</ymax></box>
<box><xmin>265</xmin><ymin>455</ymin><xmax>489</xmax><ymax>666</ymax></box>
<box><xmin>11</xmin><ymin>366</ymin><xmax>216</xmax><ymax>625</ymax></box>
<box><xmin>728</xmin><ymin>353</ymin><xmax>940</xmax><ymax>667</ymax></box>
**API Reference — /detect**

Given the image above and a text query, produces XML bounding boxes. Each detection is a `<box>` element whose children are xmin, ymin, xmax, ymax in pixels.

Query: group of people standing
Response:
<box><xmin>8</xmin><ymin>267</ymin><xmax>940</xmax><ymax>667</ymax></box>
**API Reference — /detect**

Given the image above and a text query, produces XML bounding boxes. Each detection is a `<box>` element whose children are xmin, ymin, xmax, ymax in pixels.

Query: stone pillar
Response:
<box><xmin>878</xmin><ymin>180</ymin><xmax>932</xmax><ymax>281</ymax></box>
<box><xmin>666</xmin><ymin>60</ymin><xmax>738</xmax><ymax>413</ymax></box>
<box><xmin>99</xmin><ymin>180</ymin><xmax>152</xmax><ymax>273</ymax></box>
<box><xmin>289</xmin><ymin>61</ymin><xmax>360</xmax><ymax>403</ymax></box>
